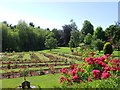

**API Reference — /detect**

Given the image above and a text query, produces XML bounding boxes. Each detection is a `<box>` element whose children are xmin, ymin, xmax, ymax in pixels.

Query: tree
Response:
<box><xmin>47</xmin><ymin>28</ymin><xmax>50</xmax><ymax>31</ymax></box>
<box><xmin>45</xmin><ymin>37</ymin><xmax>57</xmax><ymax>51</ymax></box>
<box><xmin>69</xmin><ymin>19</ymin><xmax>79</xmax><ymax>48</ymax></box>
<box><xmin>52</xmin><ymin>28</ymin><xmax>61</xmax><ymax>46</ymax></box>
<box><xmin>17</xmin><ymin>20</ymin><xmax>30</xmax><ymax>51</ymax></box>
<box><xmin>2</xmin><ymin>21</ymin><xmax>9</xmax><ymax>26</ymax></box>
<box><xmin>1</xmin><ymin>23</ymin><xmax>9</xmax><ymax>51</ymax></box>
<box><xmin>112</xmin><ymin>26</ymin><xmax>120</xmax><ymax>49</ymax></box>
<box><xmin>105</xmin><ymin>25</ymin><xmax>116</xmax><ymax>37</ymax></box>
<box><xmin>79</xmin><ymin>32</ymin><xmax>85</xmax><ymax>43</ymax></box>
<box><xmin>105</xmin><ymin>25</ymin><xmax>120</xmax><ymax>49</ymax></box>
<box><xmin>69</xmin><ymin>36</ymin><xmax>75</xmax><ymax>48</ymax></box>
<box><xmin>94</xmin><ymin>26</ymin><xmax>105</xmax><ymax>41</ymax></box>
<box><xmin>29</xmin><ymin>22</ymin><xmax>34</xmax><ymax>27</ymax></box>
<box><xmin>57</xmin><ymin>30</ymin><xmax>65</xmax><ymax>46</ymax></box>
<box><xmin>94</xmin><ymin>39</ymin><xmax>104</xmax><ymax>53</ymax></box>
<box><xmin>27</xmin><ymin>28</ymin><xmax>37</xmax><ymax>51</ymax></box>
<box><xmin>70</xmin><ymin>19</ymin><xmax>78</xmax><ymax>31</ymax></box>
<box><xmin>7</xmin><ymin>31</ymin><xmax>20</xmax><ymax>51</ymax></box>
<box><xmin>90</xmin><ymin>35</ymin><xmax>97</xmax><ymax>49</ymax></box>
<box><xmin>33</xmin><ymin>28</ymin><xmax>46</xmax><ymax>50</ymax></box>
<box><xmin>104</xmin><ymin>25</ymin><xmax>116</xmax><ymax>44</ymax></box>
<box><xmin>62</xmin><ymin>24</ymin><xmax>72</xmax><ymax>46</ymax></box>
<box><xmin>84</xmin><ymin>33</ymin><xmax>92</xmax><ymax>45</ymax></box>
<box><xmin>45</xmin><ymin>32</ymin><xmax>57</xmax><ymax>50</ymax></box>
<box><xmin>69</xmin><ymin>30</ymin><xmax>79</xmax><ymax>48</ymax></box>
<box><xmin>81</xmin><ymin>20</ymin><xmax>94</xmax><ymax>35</ymax></box>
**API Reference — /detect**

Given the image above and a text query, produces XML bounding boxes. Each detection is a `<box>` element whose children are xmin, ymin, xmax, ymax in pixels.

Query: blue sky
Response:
<box><xmin>0</xmin><ymin>2</ymin><xmax>118</xmax><ymax>30</ymax></box>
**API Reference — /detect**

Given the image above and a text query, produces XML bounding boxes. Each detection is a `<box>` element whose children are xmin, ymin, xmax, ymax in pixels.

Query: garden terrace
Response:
<box><xmin>0</xmin><ymin>65</ymin><xmax>70</xmax><ymax>79</ymax></box>
<box><xmin>1</xmin><ymin>62</ymin><xmax>70</xmax><ymax>69</ymax></box>
<box><xmin>1</xmin><ymin>51</ymin><xmax>78</xmax><ymax>79</ymax></box>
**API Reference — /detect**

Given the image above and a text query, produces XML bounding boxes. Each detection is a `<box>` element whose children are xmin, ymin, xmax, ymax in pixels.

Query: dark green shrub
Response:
<box><xmin>95</xmin><ymin>39</ymin><xmax>104</xmax><ymax>53</ymax></box>
<box><xmin>103</xmin><ymin>42</ymin><xmax>113</xmax><ymax>55</ymax></box>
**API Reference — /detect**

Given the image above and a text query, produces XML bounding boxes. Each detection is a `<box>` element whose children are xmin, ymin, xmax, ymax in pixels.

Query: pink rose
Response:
<box><xmin>62</xmin><ymin>68</ymin><xmax>68</xmax><ymax>74</ymax></box>
<box><xmin>72</xmin><ymin>75</ymin><xmax>79</xmax><ymax>82</ymax></box>
<box><xmin>92</xmin><ymin>70</ymin><xmax>100</xmax><ymax>79</ymax></box>
<box><xmin>80</xmin><ymin>69</ymin><xmax>84</xmax><ymax>73</ymax></box>
<box><xmin>88</xmin><ymin>77</ymin><xmax>91</xmax><ymax>82</ymax></box>
<box><xmin>70</xmin><ymin>68</ymin><xmax>77</xmax><ymax>76</ymax></box>
<box><xmin>60</xmin><ymin>76</ymin><xmax>66</xmax><ymax>83</ymax></box>
<box><xmin>90</xmin><ymin>52</ymin><xmax>94</xmax><ymax>57</ymax></box>
<box><xmin>101</xmin><ymin>72</ymin><xmax>110</xmax><ymax>79</ymax></box>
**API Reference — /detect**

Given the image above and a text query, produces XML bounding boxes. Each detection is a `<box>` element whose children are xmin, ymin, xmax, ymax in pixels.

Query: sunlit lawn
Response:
<box><xmin>1</xmin><ymin>73</ymin><xmax>61</xmax><ymax>88</ymax></box>
<box><xmin>41</xmin><ymin>47</ymin><xmax>120</xmax><ymax>59</ymax></box>
<box><xmin>41</xmin><ymin>47</ymin><xmax>71</xmax><ymax>54</ymax></box>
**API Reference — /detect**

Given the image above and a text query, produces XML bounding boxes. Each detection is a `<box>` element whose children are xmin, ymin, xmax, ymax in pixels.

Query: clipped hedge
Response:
<box><xmin>103</xmin><ymin>42</ymin><xmax>113</xmax><ymax>55</ymax></box>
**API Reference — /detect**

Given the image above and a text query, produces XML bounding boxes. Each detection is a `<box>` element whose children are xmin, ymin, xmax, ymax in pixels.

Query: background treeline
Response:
<box><xmin>1</xmin><ymin>19</ymin><xmax>120</xmax><ymax>52</ymax></box>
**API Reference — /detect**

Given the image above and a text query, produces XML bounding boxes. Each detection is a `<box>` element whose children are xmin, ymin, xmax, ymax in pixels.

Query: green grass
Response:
<box><xmin>94</xmin><ymin>50</ymin><xmax>120</xmax><ymax>58</ymax></box>
<box><xmin>1</xmin><ymin>73</ymin><xmax>61</xmax><ymax>88</ymax></box>
<box><xmin>23</xmin><ymin>53</ymin><xmax>30</xmax><ymax>60</ymax></box>
<box><xmin>41</xmin><ymin>47</ymin><xmax>120</xmax><ymax>58</ymax></box>
<box><xmin>113</xmin><ymin>50</ymin><xmax>120</xmax><ymax>58</ymax></box>
<box><xmin>9</xmin><ymin>54</ymin><xmax>18</xmax><ymax>59</ymax></box>
<box><xmin>2</xmin><ymin>54</ymin><xmax>18</xmax><ymax>61</ymax></box>
<box><xmin>35</xmin><ymin>52</ymin><xmax>49</xmax><ymax>61</ymax></box>
<box><xmin>3</xmin><ymin>47</ymin><xmax>120</xmax><ymax>60</ymax></box>
<box><xmin>41</xmin><ymin>47</ymin><xmax>71</xmax><ymax>54</ymax></box>
<box><xmin>46</xmin><ymin>52</ymin><xmax>83</xmax><ymax>65</ymax></box>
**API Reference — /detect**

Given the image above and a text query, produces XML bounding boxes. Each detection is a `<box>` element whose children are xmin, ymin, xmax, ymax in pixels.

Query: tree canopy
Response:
<box><xmin>1</xmin><ymin>19</ymin><xmax>120</xmax><ymax>52</ymax></box>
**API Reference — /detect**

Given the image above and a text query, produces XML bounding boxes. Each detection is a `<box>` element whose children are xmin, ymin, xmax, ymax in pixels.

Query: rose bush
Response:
<box><xmin>60</xmin><ymin>52</ymin><xmax>120</xmax><ymax>88</ymax></box>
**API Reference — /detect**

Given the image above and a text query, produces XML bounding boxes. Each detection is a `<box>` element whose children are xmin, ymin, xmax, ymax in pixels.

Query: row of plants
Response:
<box><xmin>52</xmin><ymin>52</ymin><xmax>83</xmax><ymax>61</ymax></box>
<box><xmin>40</xmin><ymin>52</ymin><xmax>70</xmax><ymax>63</ymax></box>
<box><xmin>2</xmin><ymin>59</ymin><xmax>65</xmax><ymax>65</ymax></box>
<box><xmin>2</xmin><ymin>62</ymin><xmax>70</xmax><ymax>69</ymax></box>
<box><xmin>60</xmin><ymin>52</ymin><xmax>120</xmax><ymax>88</ymax></box>
<box><xmin>1</xmin><ymin>65</ymin><xmax>70</xmax><ymax>79</ymax></box>
<box><xmin>1</xmin><ymin>52</ymin><xmax>71</xmax><ymax>70</ymax></box>
<box><xmin>1</xmin><ymin>52</ymin><xmax>76</xmax><ymax>79</ymax></box>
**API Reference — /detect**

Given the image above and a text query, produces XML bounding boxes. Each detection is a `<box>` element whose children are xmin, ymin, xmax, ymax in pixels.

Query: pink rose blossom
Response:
<box><xmin>101</xmin><ymin>72</ymin><xmax>110</xmax><ymax>79</ymax></box>
<box><xmin>70</xmin><ymin>68</ymin><xmax>77</xmax><ymax>76</ymax></box>
<box><xmin>80</xmin><ymin>69</ymin><xmax>84</xmax><ymax>73</ymax></box>
<box><xmin>92</xmin><ymin>70</ymin><xmax>100</xmax><ymax>79</ymax></box>
<box><xmin>62</xmin><ymin>68</ymin><xmax>68</xmax><ymax>74</ymax></box>
<box><xmin>72</xmin><ymin>76</ymin><xmax>79</xmax><ymax>82</ymax></box>
<box><xmin>88</xmin><ymin>77</ymin><xmax>91</xmax><ymax>82</ymax></box>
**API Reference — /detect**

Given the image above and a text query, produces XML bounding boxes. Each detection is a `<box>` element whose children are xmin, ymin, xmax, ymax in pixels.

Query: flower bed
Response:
<box><xmin>1</xmin><ymin>52</ymin><xmax>74</xmax><ymax>79</ymax></box>
<box><xmin>1</xmin><ymin>66</ymin><xmax>70</xmax><ymax>79</ymax></box>
<box><xmin>60</xmin><ymin>53</ymin><xmax>120</xmax><ymax>88</ymax></box>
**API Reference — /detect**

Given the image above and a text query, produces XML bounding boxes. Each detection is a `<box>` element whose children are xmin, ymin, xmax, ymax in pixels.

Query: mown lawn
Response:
<box><xmin>1</xmin><ymin>73</ymin><xmax>61</xmax><ymax>88</ymax></box>
<box><xmin>41</xmin><ymin>47</ymin><xmax>71</xmax><ymax>54</ymax></box>
<box><xmin>41</xmin><ymin>47</ymin><xmax>120</xmax><ymax>58</ymax></box>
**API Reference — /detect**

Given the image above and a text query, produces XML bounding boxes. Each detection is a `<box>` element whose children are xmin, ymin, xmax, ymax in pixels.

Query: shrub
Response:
<box><xmin>84</xmin><ymin>33</ymin><xmax>92</xmax><ymax>45</ymax></box>
<box><xmin>103</xmin><ymin>42</ymin><xmax>113</xmax><ymax>55</ymax></box>
<box><xmin>39</xmin><ymin>68</ymin><xmax>45</xmax><ymax>75</ymax></box>
<box><xmin>94</xmin><ymin>39</ymin><xmax>103</xmax><ymax>53</ymax></box>
<box><xmin>60</xmin><ymin>53</ymin><xmax>120</xmax><ymax>88</ymax></box>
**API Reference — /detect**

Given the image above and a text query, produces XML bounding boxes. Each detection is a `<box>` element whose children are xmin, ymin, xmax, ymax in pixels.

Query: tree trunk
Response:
<box><xmin>99</xmin><ymin>50</ymin><xmax>100</xmax><ymax>53</ymax></box>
